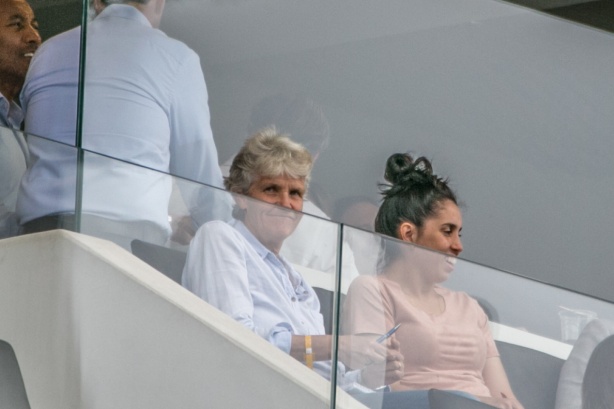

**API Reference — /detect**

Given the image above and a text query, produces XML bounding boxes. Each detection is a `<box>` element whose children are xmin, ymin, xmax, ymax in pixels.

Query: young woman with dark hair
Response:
<box><xmin>343</xmin><ymin>153</ymin><xmax>524</xmax><ymax>409</ymax></box>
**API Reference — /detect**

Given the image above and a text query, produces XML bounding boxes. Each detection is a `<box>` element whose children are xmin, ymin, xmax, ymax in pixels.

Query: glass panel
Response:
<box><xmin>79</xmin><ymin>0</ymin><xmax>224</xmax><ymax>193</ymax></box>
<box><xmin>25</xmin><ymin>0</ymin><xmax>614</xmax><ymax>306</ymax></box>
<box><xmin>79</xmin><ymin>150</ymin><xmax>230</xmax><ymax>251</ymax></box>
<box><xmin>20</xmin><ymin>1</ymin><xmax>84</xmax><ymax>147</ymax></box>
<box><xmin>339</xmin><ymin>225</ymin><xmax>614</xmax><ymax>409</ymax></box>
<box><xmin>176</xmin><ymin>186</ymin><xmax>339</xmax><ymax>407</ymax></box>
<box><xmin>78</xmin><ymin>149</ymin><xmax>341</xmax><ymax>405</ymax></box>
<box><xmin>157</xmin><ymin>0</ymin><xmax>614</xmax><ymax>304</ymax></box>
<box><xmin>14</xmin><ymin>133</ymin><xmax>80</xmax><ymax>237</ymax></box>
<box><xmin>0</xmin><ymin>127</ymin><xmax>28</xmax><ymax>239</ymax></box>
<box><xmin>446</xmin><ymin>257</ymin><xmax>614</xmax><ymax>342</ymax></box>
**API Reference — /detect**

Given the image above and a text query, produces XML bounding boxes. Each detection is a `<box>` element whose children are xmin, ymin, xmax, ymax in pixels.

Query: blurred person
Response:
<box><xmin>221</xmin><ymin>93</ymin><xmax>331</xmax><ymax>211</ymax></box>
<box><xmin>0</xmin><ymin>0</ymin><xmax>40</xmax><ymax>237</ymax></box>
<box><xmin>343</xmin><ymin>153</ymin><xmax>524</xmax><ymax>409</ymax></box>
<box><xmin>184</xmin><ymin>129</ymin><xmax>468</xmax><ymax>409</ymax></box>
<box><xmin>582</xmin><ymin>334</ymin><xmax>614</xmax><ymax>409</ymax></box>
<box><xmin>334</xmin><ymin>195</ymin><xmax>381</xmax><ymax>275</ymax></box>
<box><xmin>334</xmin><ymin>195</ymin><xmax>379</xmax><ymax>232</ymax></box>
<box><xmin>17</xmin><ymin>0</ymin><xmax>224</xmax><ymax>248</ymax></box>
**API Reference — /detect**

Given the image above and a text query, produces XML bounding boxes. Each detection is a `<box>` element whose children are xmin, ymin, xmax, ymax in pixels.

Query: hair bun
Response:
<box><xmin>383</xmin><ymin>153</ymin><xmax>434</xmax><ymax>187</ymax></box>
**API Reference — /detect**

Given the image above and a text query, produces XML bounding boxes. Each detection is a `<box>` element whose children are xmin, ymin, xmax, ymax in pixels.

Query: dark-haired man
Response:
<box><xmin>18</xmin><ymin>0</ymin><xmax>224</xmax><ymax>248</ymax></box>
<box><xmin>0</xmin><ymin>0</ymin><xmax>40</xmax><ymax>237</ymax></box>
<box><xmin>0</xmin><ymin>0</ymin><xmax>40</xmax><ymax>128</ymax></box>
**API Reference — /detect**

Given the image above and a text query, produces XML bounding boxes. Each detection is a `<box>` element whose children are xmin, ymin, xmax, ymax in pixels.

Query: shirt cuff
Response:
<box><xmin>268</xmin><ymin>325</ymin><xmax>293</xmax><ymax>354</ymax></box>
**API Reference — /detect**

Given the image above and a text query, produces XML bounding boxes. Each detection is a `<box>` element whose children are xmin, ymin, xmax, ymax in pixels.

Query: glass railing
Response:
<box><xmin>11</xmin><ymin>0</ymin><xmax>614</xmax><ymax>404</ymax></box>
<box><xmin>0</xmin><ymin>127</ymin><xmax>28</xmax><ymax>239</ymax></box>
<box><xmin>3</xmin><ymin>132</ymin><xmax>614</xmax><ymax>408</ymax></box>
<box><xmin>64</xmin><ymin>0</ymin><xmax>614</xmax><ymax>305</ymax></box>
<box><xmin>20</xmin><ymin>0</ymin><xmax>614</xmax><ymax>305</ymax></box>
<box><xmin>338</xmin><ymin>225</ymin><xmax>614</xmax><ymax>409</ymax></box>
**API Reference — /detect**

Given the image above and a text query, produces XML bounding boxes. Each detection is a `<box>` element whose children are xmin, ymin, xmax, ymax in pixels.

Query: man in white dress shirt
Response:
<box><xmin>18</xmin><ymin>0</ymin><xmax>224</xmax><ymax>248</ymax></box>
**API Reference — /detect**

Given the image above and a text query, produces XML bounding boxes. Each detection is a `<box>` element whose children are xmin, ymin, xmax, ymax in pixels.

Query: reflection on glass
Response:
<box><xmin>558</xmin><ymin>306</ymin><xmax>598</xmax><ymax>345</ymax></box>
<box><xmin>79</xmin><ymin>149</ymin><xmax>230</xmax><ymax>251</ymax></box>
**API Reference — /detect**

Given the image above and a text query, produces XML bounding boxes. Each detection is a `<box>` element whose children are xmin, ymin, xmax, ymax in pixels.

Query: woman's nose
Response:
<box><xmin>451</xmin><ymin>236</ymin><xmax>463</xmax><ymax>256</ymax></box>
<box><xmin>278</xmin><ymin>193</ymin><xmax>292</xmax><ymax>209</ymax></box>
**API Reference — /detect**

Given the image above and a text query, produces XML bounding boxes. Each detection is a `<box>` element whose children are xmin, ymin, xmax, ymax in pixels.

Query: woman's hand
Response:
<box><xmin>477</xmin><ymin>395</ymin><xmax>525</xmax><ymax>409</ymax></box>
<box><xmin>337</xmin><ymin>334</ymin><xmax>388</xmax><ymax>369</ymax></box>
<box><xmin>360</xmin><ymin>337</ymin><xmax>404</xmax><ymax>388</ymax></box>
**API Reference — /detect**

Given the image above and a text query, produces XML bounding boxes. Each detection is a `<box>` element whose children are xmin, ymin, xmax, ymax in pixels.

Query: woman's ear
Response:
<box><xmin>397</xmin><ymin>221</ymin><xmax>417</xmax><ymax>243</ymax></box>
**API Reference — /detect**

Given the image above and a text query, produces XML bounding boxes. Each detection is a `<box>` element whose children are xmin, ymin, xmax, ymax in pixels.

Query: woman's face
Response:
<box><xmin>397</xmin><ymin>199</ymin><xmax>463</xmax><ymax>279</ymax></box>
<box><xmin>413</xmin><ymin>199</ymin><xmax>463</xmax><ymax>258</ymax></box>
<box><xmin>238</xmin><ymin>174</ymin><xmax>305</xmax><ymax>254</ymax></box>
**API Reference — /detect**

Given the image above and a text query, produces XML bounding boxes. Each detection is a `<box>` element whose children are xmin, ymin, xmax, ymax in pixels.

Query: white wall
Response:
<box><xmin>0</xmin><ymin>231</ymin><xmax>365</xmax><ymax>409</ymax></box>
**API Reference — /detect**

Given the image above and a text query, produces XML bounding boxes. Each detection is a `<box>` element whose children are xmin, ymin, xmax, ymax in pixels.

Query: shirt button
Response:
<box><xmin>291</xmin><ymin>297</ymin><xmax>297</xmax><ymax>302</ymax></box>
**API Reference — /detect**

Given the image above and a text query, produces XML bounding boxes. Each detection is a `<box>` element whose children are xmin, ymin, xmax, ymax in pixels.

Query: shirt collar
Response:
<box><xmin>231</xmin><ymin>219</ymin><xmax>273</xmax><ymax>261</ymax></box>
<box><xmin>230</xmin><ymin>219</ymin><xmax>310</xmax><ymax>295</ymax></box>
<box><xmin>97</xmin><ymin>4</ymin><xmax>152</xmax><ymax>28</ymax></box>
<box><xmin>0</xmin><ymin>93</ymin><xmax>23</xmax><ymax>129</ymax></box>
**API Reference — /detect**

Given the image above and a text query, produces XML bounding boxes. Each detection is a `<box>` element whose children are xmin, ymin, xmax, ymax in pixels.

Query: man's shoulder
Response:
<box><xmin>149</xmin><ymin>32</ymin><xmax>200</xmax><ymax>66</ymax></box>
<box><xmin>31</xmin><ymin>26</ymin><xmax>81</xmax><ymax>65</ymax></box>
<box><xmin>40</xmin><ymin>26</ymin><xmax>82</xmax><ymax>50</ymax></box>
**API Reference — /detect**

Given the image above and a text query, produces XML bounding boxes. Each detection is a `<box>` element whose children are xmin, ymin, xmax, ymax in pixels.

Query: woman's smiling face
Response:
<box><xmin>238</xmin><ymin>175</ymin><xmax>305</xmax><ymax>254</ymax></box>
<box><xmin>413</xmin><ymin>199</ymin><xmax>463</xmax><ymax>258</ymax></box>
<box><xmin>395</xmin><ymin>199</ymin><xmax>463</xmax><ymax>282</ymax></box>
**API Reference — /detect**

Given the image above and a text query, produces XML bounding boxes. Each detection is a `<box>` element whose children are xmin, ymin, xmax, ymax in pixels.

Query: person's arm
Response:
<box><xmin>473</xmin><ymin>297</ymin><xmax>524</xmax><ymax>409</ymax></box>
<box><xmin>168</xmin><ymin>50</ymin><xmax>222</xmax><ymax>188</ymax></box>
<box><xmin>360</xmin><ymin>336</ymin><xmax>404</xmax><ymax>388</ymax></box>
<box><xmin>168</xmin><ymin>50</ymin><xmax>229</xmax><ymax>226</ymax></box>
<box><xmin>337</xmin><ymin>275</ymin><xmax>404</xmax><ymax>387</ymax></box>
<box><xmin>288</xmin><ymin>334</ymin><xmax>388</xmax><ymax>364</ymax></box>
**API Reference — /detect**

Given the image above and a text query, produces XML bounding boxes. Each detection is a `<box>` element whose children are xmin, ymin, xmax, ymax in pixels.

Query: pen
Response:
<box><xmin>376</xmin><ymin>323</ymin><xmax>401</xmax><ymax>344</ymax></box>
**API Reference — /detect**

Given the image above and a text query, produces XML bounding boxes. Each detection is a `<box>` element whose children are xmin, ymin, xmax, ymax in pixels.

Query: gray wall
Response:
<box><xmin>162</xmin><ymin>0</ymin><xmax>614</xmax><ymax>301</ymax></box>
